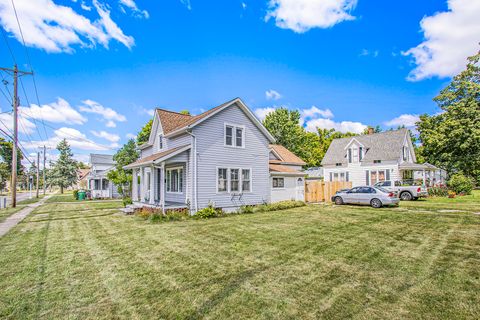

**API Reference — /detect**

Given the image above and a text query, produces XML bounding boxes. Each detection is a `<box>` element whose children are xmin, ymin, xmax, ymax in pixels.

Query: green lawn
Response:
<box><xmin>0</xmin><ymin>195</ymin><xmax>46</xmax><ymax>223</ymax></box>
<box><xmin>0</xmin><ymin>193</ymin><xmax>479</xmax><ymax>319</ymax></box>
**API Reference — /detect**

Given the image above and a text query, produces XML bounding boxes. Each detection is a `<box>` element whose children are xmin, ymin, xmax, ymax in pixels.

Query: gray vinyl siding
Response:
<box><xmin>192</xmin><ymin>103</ymin><xmax>271</xmax><ymax>210</ymax></box>
<box><xmin>141</xmin><ymin>146</ymin><xmax>153</xmax><ymax>158</ymax></box>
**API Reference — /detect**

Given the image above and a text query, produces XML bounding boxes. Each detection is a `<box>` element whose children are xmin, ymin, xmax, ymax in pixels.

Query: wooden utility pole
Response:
<box><xmin>0</xmin><ymin>65</ymin><xmax>33</xmax><ymax>207</ymax></box>
<box><xmin>36</xmin><ymin>152</ymin><xmax>40</xmax><ymax>198</ymax></box>
<box><xmin>43</xmin><ymin>145</ymin><xmax>46</xmax><ymax>195</ymax></box>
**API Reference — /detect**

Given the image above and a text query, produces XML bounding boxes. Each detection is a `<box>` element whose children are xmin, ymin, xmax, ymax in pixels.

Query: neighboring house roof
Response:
<box><xmin>90</xmin><ymin>154</ymin><xmax>115</xmax><ymax>165</ymax></box>
<box><xmin>142</xmin><ymin>98</ymin><xmax>275</xmax><ymax>147</ymax></box>
<box><xmin>77</xmin><ymin>169</ymin><xmax>90</xmax><ymax>180</ymax></box>
<box><xmin>269</xmin><ymin>164</ymin><xmax>305</xmax><ymax>176</ymax></box>
<box><xmin>321</xmin><ymin>128</ymin><xmax>410</xmax><ymax>165</ymax></box>
<box><xmin>269</xmin><ymin>144</ymin><xmax>306</xmax><ymax>165</ymax></box>
<box><xmin>124</xmin><ymin>145</ymin><xmax>191</xmax><ymax>169</ymax></box>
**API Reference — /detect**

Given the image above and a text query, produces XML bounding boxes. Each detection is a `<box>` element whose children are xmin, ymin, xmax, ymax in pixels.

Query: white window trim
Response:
<box><xmin>272</xmin><ymin>177</ymin><xmax>285</xmax><ymax>189</ymax></box>
<box><xmin>166</xmin><ymin>166</ymin><xmax>184</xmax><ymax>194</ymax></box>
<box><xmin>224</xmin><ymin>123</ymin><xmax>246</xmax><ymax>149</ymax></box>
<box><xmin>216</xmin><ymin>166</ymin><xmax>253</xmax><ymax>194</ymax></box>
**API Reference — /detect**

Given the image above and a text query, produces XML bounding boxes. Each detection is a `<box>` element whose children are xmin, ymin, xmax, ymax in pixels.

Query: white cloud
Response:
<box><xmin>80</xmin><ymin>1</ymin><xmax>91</xmax><ymax>11</ymax></box>
<box><xmin>0</xmin><ymin>0</ymin><xmax>134</xmax><ymax>53</ymax></box>
<box><xmin>0</xmin><ymin>111</ymin><xmax>36</xmax><ymax>134</ymax></box>
<box><xmin>126</xmin><ymin>133</ymin><xmax>136</xmax><ymax>139</ymax></box>
<box><xmin>304</xmin><ymin>118</ymin><xmax>367</xmax><ymax>133</ymax></box>
<box><xmin>301</xmin><ymin>106</ymin><xmax>333</xmax><ymax>119</ymax></box>
<box><xmin>403</xmin><ymin>0</ymin><xmax>480</xmax><ymax>81</ymax></box>
<box><xmin>141</xmin><ymin>108</ymin><xmax>155</xmax><ymax>117</ymax></box>
<box><xmin>254</xmin><ymin>107</ymin><xmax>277</xmax><ymax>121</ymax></box>
<box><xmin>180</xmin><ymin>0</ymin><xmax>192</xmax><ymax>10</ymax></box>
<box><xmin>119</xmin><ymin>0</ymin><xmax>149</xmax><ymax>18</ymax></box>
<box><xmin>384</xmin><ymin>114</ymin><xmax>420</xmax><ymax>128</ymax></box>
<box><xmin>265</xmin><ymin>0</ymin><xmax>357</xmax><ymax>33</ymax></box>
<box><xmin>242</xmin><ymin>2</ymin><xmax>247</xmax><ymax>10</ymax></box>
<box><xmin>265</xmin><ymin>89</ymin><xmax>282</xmax><ymax>100</ymax></box>
<box><xmin>91</xmin><ymin>130</ymin><xmax>120</xmax><ymax>142</ymax></box>
<box><xmin>19</xmin><ymin>97</ymin><xmax>87</xmax><ymax>125</ymax></box>
<box><xmin>359</xmin><ymin>49</ymin><xmax>379</xmax><ymax>57</ymax></box>
<box><xmin>79</xmin><ymin>99</ymin><xmax>126</xmax><ymax>127</ymax></box>
<box><xmin>105</xmin><ymin>120</ymin><xmax>116</xmax><ymax>128</ymax></box>
<box><xmin>22</xmin><ymin>127</ymin><xmax>116</xmax><ymax>151</ymax></box>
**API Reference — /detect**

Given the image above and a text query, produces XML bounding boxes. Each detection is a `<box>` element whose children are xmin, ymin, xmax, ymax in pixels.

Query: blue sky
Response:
<box><xmin>0</xmin><ymin>0</ymin><xmax>478</xmax><ymax>165</ymax></box>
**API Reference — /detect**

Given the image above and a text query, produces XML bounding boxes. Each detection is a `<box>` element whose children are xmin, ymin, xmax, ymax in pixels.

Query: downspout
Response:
<box><xmin>186</xmin><ymin>129</ymin><xmax>198</xmax><ymax>212</ymax></box>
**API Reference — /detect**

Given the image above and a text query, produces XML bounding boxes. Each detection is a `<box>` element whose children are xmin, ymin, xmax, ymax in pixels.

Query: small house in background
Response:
<box><xmin>269</xmin><ymin>144</ymin><xmax>306</xmax><ymax>202</ymax></box>
<box><xmin>86</xmin><ymin>154</ymin><xmax>120</xmax><ymax>198</ymax></box>
<box><xmin>304</xmin><ymin>167</ymin><xmax>324</xmax><ymax>179</ymax></box>
<box><xmin>76</xmin><ymin>168</ymin><xmax>90</xmax><ymax>189</ymax></box>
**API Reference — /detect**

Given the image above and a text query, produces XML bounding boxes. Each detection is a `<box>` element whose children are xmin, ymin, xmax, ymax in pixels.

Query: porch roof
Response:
<box><xmin>399</xmin><ymin>162</ymin><xmax>435</xmax><ymax>171</ymax></box>
<box><xmin>269</xmin><ymin>164</ymin><xmax>305</xmax><ymax>176</ymax></box>
<box><xmin>124</xmin><ymin>145</ymin><xmax>191</xmax><ymax>169</ymax></box>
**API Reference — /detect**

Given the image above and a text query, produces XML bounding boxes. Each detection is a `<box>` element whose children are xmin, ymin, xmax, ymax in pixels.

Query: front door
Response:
<box><xmin>296</xmin><ymin>177</ymin><xmax>304</xmax><ymax>201</ymax></box>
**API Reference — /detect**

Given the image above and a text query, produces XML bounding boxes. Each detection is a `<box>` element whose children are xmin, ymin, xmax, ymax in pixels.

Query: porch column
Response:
<box><xmin>161</xmin><ymin>163</ymin><xmax>166</xmax><ymax>214</ymax></box>
<box><xmin>140</xmin><ymin>167</ymin><xmax>145</xmax><ymax>202</ymax></box>
<box><xmin>149</xmin><ymin>165</ymin><xmax>155</xmax><ymax>205</ymax></box>
<box><xmin>132</xmin><ymin>169</ymin><xmax>138</xmax><ymax>201</ymax></box>
<box><xmin>422</xmin><ymin>169</ymin><xmax>426</xmax><ymax>186</ymax></box>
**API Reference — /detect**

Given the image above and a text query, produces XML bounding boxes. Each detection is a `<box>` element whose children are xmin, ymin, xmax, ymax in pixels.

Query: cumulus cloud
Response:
<box><xmin>304</xmin><ymin>118</ymin><xmax>367</xmax><ymax>133</ymax></box>
<box><xmin>265</xmin><ymin>0</ymin><xmax>357</xmax><ymax>33</ymax></box>
<box><xmin>79</xmin><ymin>99</ymin><xmax>126</xmax><ymax>127</ymax></box>
<box><xmin>22</xmin><ymin>127</ymin><xmax>117</xmax><ymax>151</ymax></box>
<box><xmin>91</xmin><ymin>130</ymin><xmax>120</xmax><ymax>142</ymax></box>
<box><xmin>254</xmin><ymin>107</ymin><xmax>277</xmax><ymax>121</ymax></box>
<box><xmin>403</xmin><ymin>0</ymin><xmax>480</xmax><ymax>81</ymax></box>
<box><xmin>19</xmin><ymin>98</ymin><xmax>87</xmax><ymax>125</ymax></box>
<box><xmin>180</xmin><ymin>0</ymin><xmax>192</xmax><ymax>10</ymax></box>
<box><xmin>126</xmin><ymin>133</ymin><xmax>137</xmax><ymax>139</ymax></box>
<box><xmin>0</xmin><ymin>0</ymin><xmax>134</xmax><ymax>53</ymax></box>
<box><xmin>359</xmin><ymin>49</ymin><xmax>379</xmax><ymax>57</ymax></box>
<box><xmin>384</xmin><ymin>114</ymin><xmax>420</xmax><ymax>128</ymax></box>
<box><xmin>265</xmin><ymin>89</ymin><xmax>282</xmax><ymax>100</ymax></box>
<box><xmin>0</xmin><ymin>111</ymin><xmax>36</xmax><ymax>134</ymax></box>
<box><xmin>301</xmin><ymin>106</ymin><xmax>333</xmax><ymax>119</ymax></box>
<box><xmin>141</xmin><ymin>108</ymin><xmax>155</xmax><ymax>117</ymax></box>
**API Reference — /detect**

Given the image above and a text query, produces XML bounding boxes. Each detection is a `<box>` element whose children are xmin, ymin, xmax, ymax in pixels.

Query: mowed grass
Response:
<box><xmin>0</xmin><ymin>195</ymin><xmax>46</xmax><ymax>223</ymax></box>
<box><xmin>0</xmin><ymin>194</ymin><xmax>479</xmax><ymax>319</ymax></box>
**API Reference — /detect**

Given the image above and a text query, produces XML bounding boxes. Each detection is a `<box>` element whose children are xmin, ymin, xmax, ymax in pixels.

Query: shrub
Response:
<box><xmin>149</xmin><ymin>213</ymin><xmax>164</xmax><ymax>223</ymax></box>
<box><xmin>165</xmin><ymin>208</ymin><xmax>190</xmax><ymax>221</ymax></box>
<box><xmin>122</xmin><ymin>197</ymin><xmax>132</xmax><ymax>207</ymax></box>
<box><xmin>448</xmin><ymin>173</ymin><xmax>473</xmax><ymax>195</ymax></box>
<box><xmin>73</xmin><ymin>190</ymin><xmax>79</xmax><ymax>200</ymax></box>
<box><xmin>194</xmin><ymin>204</ymin><xmax>220</xmax><ymax>219</ymax></box>
<box><xmin>239</xmin><ymin>205</ymin><xmax>254</xmax><ymax>214</ymax></box>
<box><xmin>428</xmin><ymin>186</ymin><xmax>448</xmax><ymax>197</ymax></box>
<box><xmin>253</xmin><ymin>200</ymin><xmax>305</xmax><ymax>213</ymax></box>
<box><xmin>135</xmin><ymin>207</ymin><xmax>159</xmax><ymax>220</ymax></box>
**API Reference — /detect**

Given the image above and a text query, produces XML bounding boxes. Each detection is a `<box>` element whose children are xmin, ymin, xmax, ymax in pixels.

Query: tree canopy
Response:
<box><xmin>137</xmin><ymin>119</ymin><xmax>152</xmax><ymax>146</ymax></box>
<box><xmin>107</xmin><ymin>139</ymin><xmax>139</xmax><ymax>197</ymax></box>
<box><xmin>417</xmin><ymin>51</ymin><xmax>480</xmax><ymax>184</ymax></box>
<box><xmin>0</xmin><ymin>137</ymin><xmax>24</xmax><ymax>177</ymax></box>
<box><xmin>48</xmin><ymin>139</ymin><xmax>78</xmax><ymax>193</ymax></box>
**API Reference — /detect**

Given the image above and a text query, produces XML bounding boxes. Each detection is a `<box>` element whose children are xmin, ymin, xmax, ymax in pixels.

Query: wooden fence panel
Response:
<box><xmin>305</xmin><ymin>180</ymin><xmax>352</xmax><ymax>203</ymax></box>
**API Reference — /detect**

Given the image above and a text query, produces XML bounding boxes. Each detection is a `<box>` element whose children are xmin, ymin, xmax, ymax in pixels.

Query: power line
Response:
<box><xmin>0</xmin><ymin>126</ymin><xmax>34</xmax><ymax>166</ymax></box>
<box><xmin>19</xmin><ymin>77</ymin><xmax>45</xmax><ymax>141</ymax></box>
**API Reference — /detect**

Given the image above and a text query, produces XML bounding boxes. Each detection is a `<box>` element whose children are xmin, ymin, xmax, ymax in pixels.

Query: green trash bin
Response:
<box><xmin>78</xmin><ymin>191</ymin><xmax>86</xmax><ymax>201</ymax></box>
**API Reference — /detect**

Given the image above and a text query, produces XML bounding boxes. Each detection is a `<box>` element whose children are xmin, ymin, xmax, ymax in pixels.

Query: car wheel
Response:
<box><xmin>370</xmin><ymin>198</ymin><xmax>382</xmax><ymax>208</ymax></box>
<box><xmin>400</xmin><ymin>191</ymin><xmax>413</xmax><ymax>201</ymax></box>
<box><xmin>334</xmin><ymin>196</ymin><xmax>343</xmax><ymax>205</ymax></box>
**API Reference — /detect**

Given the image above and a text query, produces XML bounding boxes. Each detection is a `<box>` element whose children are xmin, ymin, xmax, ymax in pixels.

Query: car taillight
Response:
<box><xmin>388</xmin><ymin>192</ymin><xmax>394</xmax><ymax>197</ymax></box>
<box><xmin>417</xmin><ymin>187</ymin><xmax>421</xmax><ymax>192</ymax></box>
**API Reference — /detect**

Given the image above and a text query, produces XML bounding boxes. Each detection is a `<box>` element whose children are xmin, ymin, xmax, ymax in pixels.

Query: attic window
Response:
<box><xmin>225</xmin><ymin>124</ymin><xmax>244</xmax><ymax>148</ymax></box>
<box><xmin>336</xmin><ymin>163</ymin><xmax>342</xmax><ymax>166</ymax></box>
<box><xmin>374</xmin><ymin>160</ymin><xmax>381</xmax><ymax>164</ymax></box>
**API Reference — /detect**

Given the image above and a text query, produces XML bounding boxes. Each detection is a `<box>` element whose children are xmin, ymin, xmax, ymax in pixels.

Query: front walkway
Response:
<box><xmin>0</xmin><ymin>195</ymin><xmax>52</xmax><ymax>237</ymax></box>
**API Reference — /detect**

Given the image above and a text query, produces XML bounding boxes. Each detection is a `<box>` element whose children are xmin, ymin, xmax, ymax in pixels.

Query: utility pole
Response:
<box><xmin>0</xmin><ymin>65</ymin><xmax>33</xmax><ymax>207</ymax></box>
<box><xmin>43</xmin><ymin>145</ymin><xmax>46</xmax><ymax>195</ymax></box>
<box><xmin>36</xmin><ymin>152</ymin><xmax>40</xmax><ymax>198</ymax></box>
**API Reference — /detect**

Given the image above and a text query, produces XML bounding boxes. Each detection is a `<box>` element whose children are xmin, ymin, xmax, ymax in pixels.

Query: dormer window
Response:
<box><xmin>225</xmin><ymin>124</ymin><xmax>244</xmax><ymax>148</ymax></box>
<box><xmin>402</xmin><ymin>146</ymin><xmax>408</xmax><ymax>161</ymax></box>
<box><xmin>158</xmin><ymin>134</ymin><xmax>163</xmax><ymax>149</ymax></box>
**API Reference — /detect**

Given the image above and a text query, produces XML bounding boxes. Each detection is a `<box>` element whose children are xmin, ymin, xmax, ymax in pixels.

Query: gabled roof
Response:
<box><xmin>90</xmin><ymin>154</ymin><xmax>115</xmax><ymax>165</ymax></box>
<box><xmin>321</xmin><ymin>128</ymin><xmax>410</xmax><ymax>165</ymax></box>
<box><xmin>269</xmin><ymin>144</ymin><xmax>306</xmax><ymax>165</ymax></box>
<box><xmin>143</xmin><ymin>98</ymin><xmax>275</xmax><ymax>146</ymax></box>
<box><xmin>269</xmin><ymin>164</ymin><xmax>305</xmax><ymax>176</ymax></box>
<box><xmin>124</xmin><ymin>145</ymin><xmax>191</xmax><ymax>169</ymax></box>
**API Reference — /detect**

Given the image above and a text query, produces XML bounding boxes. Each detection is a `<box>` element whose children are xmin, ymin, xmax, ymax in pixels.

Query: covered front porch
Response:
<box><xmin>125</xmin><ymin>145</ymin><xmax>191</xmax><ymax>212</ymax></box>
<box><xmin>399</xmin><ymin>162</ymin><xmax>446</xmax><ymax>186</ymax></box>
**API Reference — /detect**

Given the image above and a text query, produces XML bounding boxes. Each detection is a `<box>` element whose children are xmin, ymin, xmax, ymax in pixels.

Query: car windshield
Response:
<box><xmin>375</xmin><ymin>187</ymin><xmax>390</xmax><ymax>193</ymax></box>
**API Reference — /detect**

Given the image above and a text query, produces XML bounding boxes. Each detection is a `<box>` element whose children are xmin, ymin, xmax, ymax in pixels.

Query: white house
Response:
<box><xmin>87</xmin><ymin>154</ymin><xmax>119</xmax><ymax>198</ymax></box>
<box><xmin>321</xmin><ymin>128</ymin><xmax>443</xmax><ymax>187</ymax></box>
<box><xmin>124</xmin><ymin>98</ymin><xmax>305</xmax><ymax>212</ymax></box>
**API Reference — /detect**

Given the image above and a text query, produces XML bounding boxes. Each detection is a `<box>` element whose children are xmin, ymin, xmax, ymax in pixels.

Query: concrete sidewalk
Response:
<box><xmin>0</xmin><ymin>195</ymin><xmax>51</xmax><ymax>237</ymax></box>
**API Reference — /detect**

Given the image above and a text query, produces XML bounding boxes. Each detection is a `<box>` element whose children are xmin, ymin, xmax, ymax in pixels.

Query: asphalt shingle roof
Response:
<box><xmin>321</xmin><ymin>129</ymin><xmax>409</xmax><ymax>165</ymax></box>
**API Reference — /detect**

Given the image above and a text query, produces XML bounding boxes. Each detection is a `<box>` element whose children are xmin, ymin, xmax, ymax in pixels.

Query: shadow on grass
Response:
<box><xmin>34</xmin><ymin>219</ymin><xmax>51</xmax><ymax>319</ymax></box>
<box><xmin>27</xmin><ymin>212</ymin><xmax>117</xmax><ymax>223</ymax></box>
<box><xmin>185</xmin><ymin>266</ymin><xmax>267</xmax><ymax>320</ymax></box>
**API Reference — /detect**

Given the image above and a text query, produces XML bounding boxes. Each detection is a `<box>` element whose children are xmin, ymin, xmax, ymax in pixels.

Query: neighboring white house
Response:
<box><xmin>87</xmin><ymin>154</ymin><xmax>120</xmax><ymax>198</ymax></box>
<box><xmin>124</xmin><ymin>98</ymin><xmax>305</xmax><ymax>212</ymax></box>
<box><xmin>321</xmin><ymin>128</ymin><xmax>444</xmax><ymax>187</ymax></box>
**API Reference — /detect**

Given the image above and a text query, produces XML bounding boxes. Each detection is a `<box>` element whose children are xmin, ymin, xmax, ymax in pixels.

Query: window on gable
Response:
<box><xmin>158</xmin><ymin>134</ymin><xmax>163</xmax><ymax>149</ymax></box>
<box><xmin>352</xmin><ymin>147</ymin><xmax>359</xmax><ymax>163</ymax></box>
<box><xmin>403</xmin><ymin>146</ymin><xmax>408</xmax><ymax>161</ymax></box>
<box><xmin>225</xmin><ymin>124</ymin><xmax>244</xmax><ymax>147</ymax></box>
<box><xmin>374</xmin><ymin>160</ymin><xmax>381</xmax><ymax>164</ymax></box>
<box><xmin>225</xmin><ymin>126</ymin><xmax>233</xmax><ymax>146</ymax></box>
<box><xmin>336</xmin><ymin>163</ymin><xmax>342</xmax><ymax>167</ymax></box>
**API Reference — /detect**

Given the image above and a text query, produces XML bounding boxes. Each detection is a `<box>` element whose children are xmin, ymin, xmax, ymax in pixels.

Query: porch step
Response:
<box><xmin>119</xmin><ymin>207</ymin><xmax>135</xmax><ymax>215</ymax></box>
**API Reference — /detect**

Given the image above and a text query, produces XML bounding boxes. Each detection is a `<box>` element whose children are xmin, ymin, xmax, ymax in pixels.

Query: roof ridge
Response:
<box><xmin>156</xmin><ymin>108</ymin><xmax>192</xmax><ymax>117</ymax></box>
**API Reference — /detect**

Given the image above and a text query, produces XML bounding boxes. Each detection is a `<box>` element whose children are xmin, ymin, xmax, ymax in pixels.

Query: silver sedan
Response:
<box><xmin>331</xmin><ymin>186</ymin><xmax>400</xmax><ymax>208</ymax></box>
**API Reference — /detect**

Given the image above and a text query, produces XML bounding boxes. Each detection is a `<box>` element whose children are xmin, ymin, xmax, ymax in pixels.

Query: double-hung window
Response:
<box><xmin>166</xmin><ymin>167</ymin><xmax>183</xmax><ymax>193</ymax></box>
<box><xmin>158</xmin><ymin>134</ymin><xmax>163</xmax><ymax>149</ymax></box>
<box><xmin>225</xmin><ymin>124</ymin><xmax>244</xmax><ymax>147</ymax></box>
<box><xmin>217</xmin><ymin>168</ymin><xmax>251</xmax><ymax>193</ymax></box>
<box><xmin>272</xmin><ymin>177</ymin><xmax>284</xmax><ymax>188</ymax></box>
